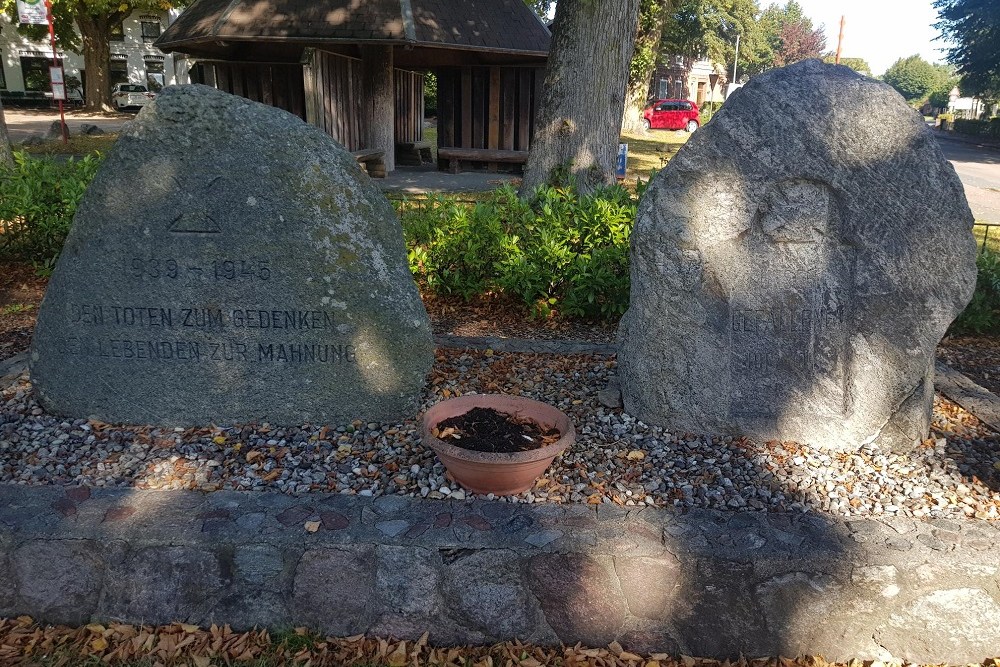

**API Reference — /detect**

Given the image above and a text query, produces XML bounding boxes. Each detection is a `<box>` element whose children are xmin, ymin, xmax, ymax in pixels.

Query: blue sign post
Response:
<box><xmin>615</xmin><ymin>143</ymin><xmax>628</xmax><ymax>179</ymax></box>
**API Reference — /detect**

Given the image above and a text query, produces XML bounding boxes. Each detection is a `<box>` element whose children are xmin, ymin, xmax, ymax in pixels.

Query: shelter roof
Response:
<box><xmin>156</xmin><ymin>0</ymin><xmax>550</xmax><ymax>64</ymax></box>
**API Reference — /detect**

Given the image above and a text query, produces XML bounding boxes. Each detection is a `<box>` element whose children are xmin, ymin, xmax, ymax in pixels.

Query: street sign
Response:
<box><xmin>51</xmin><ymin>83</ymin><xmax>66</xmax><ymax>100</ymax></box>
<box><xmin>709</xmin><ymin>73</ymin><xmax>720</xmax><ymax>89</ymax></box>
<box><xmin>16</xmin><ymin>0</ymin><xmax>47</xmax><ymax>25</ymax></box>
<box><xmin>49</xmin><ymin>66</ymin><xmax>64</xmax><ymax>84</ymax></box>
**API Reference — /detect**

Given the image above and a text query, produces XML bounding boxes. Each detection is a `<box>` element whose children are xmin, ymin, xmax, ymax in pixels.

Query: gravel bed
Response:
<box><xmin>1</xmin><ymin>349</ymin><xmax>999</xmax><ymax>520</ymax></box>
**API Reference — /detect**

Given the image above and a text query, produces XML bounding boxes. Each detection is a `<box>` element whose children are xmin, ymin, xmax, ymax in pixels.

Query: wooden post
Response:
<box><xmin>301</xmin><ymin>48</ymin><xmax>318</xmax><ymax>128</ymax></box>
<box><xmin>360</xmin><ymin>45</ymin><xmax>395</xmax><ymax>172</ymax></box>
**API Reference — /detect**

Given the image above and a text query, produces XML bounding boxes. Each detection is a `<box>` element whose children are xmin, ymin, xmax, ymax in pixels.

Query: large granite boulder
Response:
<box><xmin>31</xmin><ymin>85</ymin><xmax>434</xmax><ymax>426</ymax></box>
<box><xmin>618</xmin><ymin>60</ymin><xmax>977</xmax><ymax>452</ymax></box>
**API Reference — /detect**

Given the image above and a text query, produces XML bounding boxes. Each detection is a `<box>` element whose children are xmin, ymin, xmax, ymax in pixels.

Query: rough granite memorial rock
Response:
<box><xmin>30</xmin><ymin>84</ymin><xmax>434</xmax><ymax>426</ymax></box>
<box><xmin>618</xmin><ymin>59</ymin><xmax>977</xmax><ymax>452</ymax></box>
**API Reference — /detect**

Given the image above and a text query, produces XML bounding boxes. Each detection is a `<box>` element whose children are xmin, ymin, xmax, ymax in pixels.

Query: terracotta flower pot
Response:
<box><xmin>421</xmin><ymin>394</ymin><xmax>575</xmax><ymax>496</ymax></box>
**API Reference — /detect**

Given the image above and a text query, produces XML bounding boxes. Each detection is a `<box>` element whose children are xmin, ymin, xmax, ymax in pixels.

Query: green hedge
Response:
<box><xmin>951</xmin><ymin>249</ymin><xmax>1000</xmax><ymax>334</ymax></box>
<box><xmin>0</xmin><ymin>151</ymin><xmax>102</xmax><ymax>273</ymax></box>
<box><xmin>397</xmin><ymin>184</ymin><xmax>636</xmax><ymax>320</ymax></box>
<box><xmin>952</xmin><ymin>118</ymin><xmax>1000</xmax><ymax>139</ymax></box>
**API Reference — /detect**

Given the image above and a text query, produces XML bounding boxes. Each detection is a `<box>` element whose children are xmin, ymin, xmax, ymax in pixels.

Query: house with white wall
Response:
<box><xmin>0</xmin><ymin>9</ymin><xmax>188</xmax><ymax>104</ymax></box>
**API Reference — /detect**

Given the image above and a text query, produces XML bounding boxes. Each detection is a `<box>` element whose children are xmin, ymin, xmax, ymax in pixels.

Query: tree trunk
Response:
<box><xmin>360</xmin><ymin>45</ymin><xmax>396</xmax><ymax>173</ymax></box>
<box><xmin>622</xmin><ymin>0</ymin><xmax>671</xmax><ymax>135</ymax></box>
<box><xmin>76</xmin><ymin>5</ymin><xmax>124</xmax><ymax>112</ymax></box>
<box><xmin>519</xmin><ymin>0</ymin><xmax>641</xmax><ymax>196</ymax></box>
<box><xmin>0</xmin><ymin>97</ymin><xmax>13</xmax><ymax>170</ymax></box>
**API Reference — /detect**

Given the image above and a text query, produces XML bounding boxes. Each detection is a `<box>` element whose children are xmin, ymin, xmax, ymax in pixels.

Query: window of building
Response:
<box><xmin>657</xmin><ymin>78</ymin><xmax>668</xmax><ymax>99</ymax></box>
<box><xmin>140</xmin><ymin>20</ymin><xmax>161</xmax><ymax>43</ymax></box>
<box><xmin>144</xmin><ymin>59</ymin><xmax>164</xmax><ymax>91</ymax></box>
<box><xmin>20</xmin><ymin>57</ymin><xmax>60</xmax><ymax>92</ymax></box>
<box><xmin>110</xmin><ymin>57</ymin><xmax>129</xmax><ymax>87</ymax></box>
<box><xmin>110</xmin><ymin>22</ymin><xmax>125</xmax><ymax>41</ymax></box>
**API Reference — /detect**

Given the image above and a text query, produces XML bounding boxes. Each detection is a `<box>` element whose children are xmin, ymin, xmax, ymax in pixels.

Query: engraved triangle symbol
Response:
<box><xmin>169</xmin><ymin>211</ymin><xmax>222</xmax><ymax>234</ymax></box>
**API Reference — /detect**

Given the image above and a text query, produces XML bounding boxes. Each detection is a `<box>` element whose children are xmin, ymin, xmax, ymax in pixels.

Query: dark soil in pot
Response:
<box><xmin>432</xmin><ymin>406</ymin><xmax>561</xmax><ymax>454</ymax></box>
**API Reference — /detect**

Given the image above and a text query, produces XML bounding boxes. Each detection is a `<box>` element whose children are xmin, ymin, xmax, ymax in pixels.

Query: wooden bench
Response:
<box><xmin>396</xmin><ymin>140</ymin><xmax>434</xmax><ymax>166</ymax></box>
<box><xmin>352</xmin><ymin>149</ymin><xmax>386</xmax><ymax>178</ymax></box>
<box><xmin>437</xmin><ymin>147</ymin><xmax>529</xmax><ymax>174</ymax></box>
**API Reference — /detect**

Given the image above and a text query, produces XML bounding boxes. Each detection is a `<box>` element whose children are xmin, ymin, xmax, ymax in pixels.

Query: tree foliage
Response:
<box><xmin>523</xmin><ymin>0</ymin><xmax>554</xmax><ymax>19</ymax></box>
<box><xmin>761</xmin><ymin>1</ymin><xmax>825</xmax><ymax>67</ymax></box>
<box><xmin>661</xmin><ymin>0</ymin><xmax>771</xmax><ymax>81</ymax></box>
<box><xmin>822</xmin><ymin>55</ymin><xmax>872</xmax><ymax>77</ymax></box>
<box><xmin>934</xmin><ymin>0</ymin><xmax>1000</xmax><ymax>99</ymax></box>
<box><xmin>882</xmin><ymin>54</ymin><xmax>939</xmax><ymax>102</ymax></box>
<box><xmin>1</xmin><ymin>0</ymin><xmax>188</xmax><ymax>111</ymax></box>
<box><xmin>623</xmin><ymin>0</ymin><xmax>672</xmax><ymax>133</ymax></box>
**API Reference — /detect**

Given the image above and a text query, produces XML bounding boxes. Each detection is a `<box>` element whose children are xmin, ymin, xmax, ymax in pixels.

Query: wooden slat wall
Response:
<box><xmin>197</xmin><ymin>62</ymin><xmax>306</xmax><ymax>120</ymax></box>
<box><xmin>310</xmin><ymin>50</ymin><xmax>364</xmax><ymax>151</ymax></box>
<box><xmin>394</xmin><ymin>69</ymin><xmax>424</xmax><ymax>144</ymax></box>
<box><xmin>304</xmin><ymin>51</ymin><xmax>424</xmax><ymax>150</ymax></box>
<box><xmin>436</xmin><ymin>66</ymin><xmax>544</xmax><ymax>157</ymax></box>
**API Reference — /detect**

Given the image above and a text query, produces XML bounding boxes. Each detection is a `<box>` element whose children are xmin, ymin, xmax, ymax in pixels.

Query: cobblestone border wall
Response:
<box><xmin>1</xmin><ymin>485</ymin><xmax>998</xmax><ymax>664</ymax></box>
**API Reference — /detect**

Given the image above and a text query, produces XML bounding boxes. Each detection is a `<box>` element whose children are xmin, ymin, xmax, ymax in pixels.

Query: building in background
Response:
<box><xmin>648</xmin><ymin>56</ymin><xmax>726</xmax><ymax>105</ymax></box>
<box><xmin>0</xmin><ymin>9</ymin><xmax>188</xmax><ymax>105</ymax></box>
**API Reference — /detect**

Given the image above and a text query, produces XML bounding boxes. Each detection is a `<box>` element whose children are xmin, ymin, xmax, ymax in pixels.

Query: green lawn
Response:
<box><xmin>621</xmin><ymin>129</ymin><xmax>690</xmax><ymax>177</ymax></box>
<box><xmin>973</xmin><ymin>222</ymin><xmax>1000</xmax><ymax>254</ymax></box>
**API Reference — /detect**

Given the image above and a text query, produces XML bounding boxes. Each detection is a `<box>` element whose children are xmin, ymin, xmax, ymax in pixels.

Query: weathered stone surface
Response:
<box><xmin>668</xmin><ymin>561</ymin><xmax>768</xmax><ymax>657</ymax></box>
<box><xmin>527</xmin><ymin>553</ymin><xmax>626</xmax><ymax>646</ymax></box>
<box><xmin>11</xmin><ymin>540</ymin><xmax>103</xmax><ymax>625</ymax></box>
<box><xmin>30</xmin><ymin>84</ymin><xmax>434</xmax><ymax>426</ymax></box>
<box><xmin>875</xmin><ymin>588</ymin><xmax>1000</xmax><ymax>663</ymax></box>
<box><xmin>376</xmin><ymin>545</ymin><xmax>441</xmax><ymax>615</ymax></box>
<box><xmin>291</xmin><ymin>547</ymin><xmax>376</xmax><ymax>634</ymax></box>
<box><xmin>442</xmin><ymin>550</ymin><xmax>549</xmax><ymax>642</ymax></box>
<box><xmin>211</xmin><ymin>589</ymin><xmax>290</xmax><ymax>630</ymax></box>
<box><xmin>618</xmin><ymin>59</ymin><xmax>977</xmax><ymax>451</ymax></box>
<box><xmin>615</xmin><ymin>555</ymin><xmax>682</xmax><ymax>620</ymax></box>
<box><xmin>233</xmin><ymin>544</ymin><xmax>286</xmax><ymax>582</ymax></box>
<box><xmin>101</xmin><ymin>545</ymin><xmax>227</xmax><ymax>624</ymax></box>
<box><xmin>0</xmin><ymin>553</ymin><xmax>16</xmax><ymax>617</ymax></box>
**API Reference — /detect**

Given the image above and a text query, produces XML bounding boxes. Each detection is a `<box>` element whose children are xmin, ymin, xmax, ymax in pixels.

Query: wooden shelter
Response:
<box><xmin>156</xmin><ymin>0</ymin><xmax>550</xmax><ymax>174</ymax></box>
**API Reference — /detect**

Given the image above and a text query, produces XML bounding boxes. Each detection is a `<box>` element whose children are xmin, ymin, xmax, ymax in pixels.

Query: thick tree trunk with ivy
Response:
<box><xmin>519</xmin><ymin>0</ymin><xmax>641</xmax><ymax>196</ymax></box>
<box><xmin>622</xmin><ymin>0</ymin><xmax>671</xmax><ymax>134</ymax></box>
<box><xmin>0</xmin><ymin>98</ymin><xmax>12</xmax><ymax>169</ymax></box>
<box><xmin>76</xmin><ymin>5</ymin><xmax>127</xmax><ymax>112</ymax></box>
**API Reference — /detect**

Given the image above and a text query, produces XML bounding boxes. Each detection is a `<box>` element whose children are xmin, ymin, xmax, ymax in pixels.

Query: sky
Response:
<box><xmin>783</xmin><ymin>0</ymin><xmax>952</xmax><ymax>75</ymax></box>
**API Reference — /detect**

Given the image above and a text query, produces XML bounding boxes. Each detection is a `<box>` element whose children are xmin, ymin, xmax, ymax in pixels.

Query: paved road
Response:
<box><xmin>934</xmin><ymin>135</ymin><xmax>1000</xmax><ymax>224</ymax></box>
<box><xmin>3</xmin><ymin>108</ymin><xmax>130</xmax><ymax>143</ymax></box>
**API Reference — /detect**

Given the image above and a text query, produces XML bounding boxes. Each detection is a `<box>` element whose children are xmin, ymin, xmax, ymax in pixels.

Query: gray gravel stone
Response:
<box><xmin>619</xmin><ymin>59</ymin><xmax>977</xmax><ymax>452</ymax></box>
<box><xmin>30</xmin><ymin>84</ymin><xmax>434</xmax><ymax>426</ymax></box>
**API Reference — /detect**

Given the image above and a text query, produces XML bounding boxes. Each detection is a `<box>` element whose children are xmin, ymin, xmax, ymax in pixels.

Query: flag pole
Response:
<box><xmin>835</xmin><ymin>16</ymin><xmax>845</xmax><ymax>65</ymax></box>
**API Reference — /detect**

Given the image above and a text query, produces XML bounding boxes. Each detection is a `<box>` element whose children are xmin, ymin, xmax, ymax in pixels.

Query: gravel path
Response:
<box><xmin>1</xmin><ymin>349</ymin><xmax>998</xmax><ymax>520</ymax></box>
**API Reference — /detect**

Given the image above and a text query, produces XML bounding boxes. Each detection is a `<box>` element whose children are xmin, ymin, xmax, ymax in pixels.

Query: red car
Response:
<box><xmin>642</xmin><ymin>99</ymin><xmax>700</xmax><ymax>132</ymax></box>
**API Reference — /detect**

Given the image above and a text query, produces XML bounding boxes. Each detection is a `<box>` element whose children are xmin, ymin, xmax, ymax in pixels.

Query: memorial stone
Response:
<box><xmin>618</xmin><ymin>60</ymin><xmax>977</xmax><ymax>452</ymax></box>
<box><xmin>31</xmin><ymin>85</ymin><xmax>434</xmax><ymax>426</ymax></box>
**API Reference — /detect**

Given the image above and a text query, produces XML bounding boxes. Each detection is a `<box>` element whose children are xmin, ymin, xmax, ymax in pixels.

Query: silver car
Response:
<box><xmin>112</xmin><ymin>83</ymin><xmax>155</xmax><ymax>110</ymax></box>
